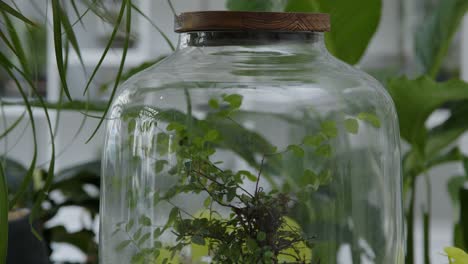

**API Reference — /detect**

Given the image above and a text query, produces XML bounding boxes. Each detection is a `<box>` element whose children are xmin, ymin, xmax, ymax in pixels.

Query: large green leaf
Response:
<box><xmin>226</xmin><ymin>0</ymin><xmax>274</xmax><ymax>11</ymax></box>
<box><xmin>415</xmin><ymin>0</ymin><xmax>468</xmax><ymax>78</ymax></box>
<box><xmin>387</xmin><ymin>76</ymin><xmax>468</xmax><ymax>153</ymax></box>
<box><xmin>0</xmin><ymin>1</ymin><xmax>35</xmax><ymax>25</ymax></box>
<box><xmin>285</xmin><ymin>0</ymin><xmax>382</xmax><ymax>64</ymax></box>
<box><xmin>426</xmin><ymin>102</ymin><xmax>468</xmax><ymax>158</ymax></box>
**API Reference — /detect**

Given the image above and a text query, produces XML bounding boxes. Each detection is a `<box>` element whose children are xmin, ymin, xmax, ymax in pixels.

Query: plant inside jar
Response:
<box><xmin>112</xmin><ymin>93</ymin><xmax>380</xmax><ymax>264</ymax></box>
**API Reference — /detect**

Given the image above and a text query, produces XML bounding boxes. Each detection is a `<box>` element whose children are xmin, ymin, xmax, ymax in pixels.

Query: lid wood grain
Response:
<box><xmin>175</xmin><ymin>11</ymin><xmax>330</xmax><ymax>33</ymax></box>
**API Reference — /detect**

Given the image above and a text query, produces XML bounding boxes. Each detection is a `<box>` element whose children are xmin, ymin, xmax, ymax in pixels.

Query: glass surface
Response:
<box><xmin>100</xmin><ymin>31</ymin><xmax>404</xmax><ymax>264</ymax></box>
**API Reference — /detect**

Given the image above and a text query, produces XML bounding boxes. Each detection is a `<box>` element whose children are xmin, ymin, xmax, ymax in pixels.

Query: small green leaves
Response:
<box><xmin>287</xmin><ymin>145</ymin><xmax>305</xmax><ymax>158</ymax></box>
<box><xmin>345</xmin><ymin>118</ymin><xmax>359</xmax><ymax>134</ymax></box>
<box><xmin>303</xmin><ymin>134</ymin><xmax>326</xmax><ymax>147</ymax></box>
<box><xmin>139</xmin><ymin>215</ymin><xmax>152</xmax><ymax>226</ymax></box>
<box><xmin>358</xmin><ymin>112</ymin><xmax>381</xmax><ymax>128</ymax></box>
<box><xmin>115</xmin><ymin>240</ymin><xmax>132</xmax><ymax>251</ymax></box>
<box><xmin>321</xmin><ymin>121</ymin><xmax>338</xmax><ymax>139</ymax></box>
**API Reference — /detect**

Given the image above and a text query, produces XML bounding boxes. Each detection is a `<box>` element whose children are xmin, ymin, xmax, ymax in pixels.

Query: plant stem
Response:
<box><xmin>423</xmin><ymin>172</ymin><xmax>431</xmax><ymax>264</ymax></box>
<box><xmin>406</xmin><ymin>177</ymin><xmax>416</xmax><ymax>264</ymax></box>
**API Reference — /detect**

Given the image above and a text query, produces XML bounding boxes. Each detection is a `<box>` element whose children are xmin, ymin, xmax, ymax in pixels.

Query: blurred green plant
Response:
<box><xmin>445</xmin><ymin>247</ymin><xmax>468</xmax><ymax>264</ymax></box>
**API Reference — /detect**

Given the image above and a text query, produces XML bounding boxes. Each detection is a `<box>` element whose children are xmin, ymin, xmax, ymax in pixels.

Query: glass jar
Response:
<box><xmin>100</xmin><ymin>11</ymin><xmax>404</xmax><ymax>264</ymax></box>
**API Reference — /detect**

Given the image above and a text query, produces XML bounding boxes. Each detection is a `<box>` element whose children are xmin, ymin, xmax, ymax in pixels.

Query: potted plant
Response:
<box><xmin>3</xmin><ymin>158</ymin><xmax>100</xmax><ymax>263</ymax></box>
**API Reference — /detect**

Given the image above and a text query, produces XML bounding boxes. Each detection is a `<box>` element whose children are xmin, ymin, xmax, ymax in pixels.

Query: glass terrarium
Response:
<box><xmin>100</xmin><ymin>12</ymin><xmax>404</xmax><ymax>264</ymax></box>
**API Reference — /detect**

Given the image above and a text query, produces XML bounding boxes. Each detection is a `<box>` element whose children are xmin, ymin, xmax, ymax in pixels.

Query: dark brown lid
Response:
<box><xmin>175</xmin><ymin>11</ymin><xmax>330</xmax><ymax>33</ymax></box>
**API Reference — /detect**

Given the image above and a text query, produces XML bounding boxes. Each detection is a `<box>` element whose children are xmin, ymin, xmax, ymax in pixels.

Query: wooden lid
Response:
<box><xmin>175</xmin><ymin>11</ymin><xmax>330</xmax><ymax>33</ymax></box>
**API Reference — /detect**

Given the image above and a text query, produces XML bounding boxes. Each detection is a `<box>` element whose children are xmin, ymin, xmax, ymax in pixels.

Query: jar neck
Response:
<box><xmin>177</xmin><ymin>31</ymin><xmax>327</xmax><ymax>50</ymax></box>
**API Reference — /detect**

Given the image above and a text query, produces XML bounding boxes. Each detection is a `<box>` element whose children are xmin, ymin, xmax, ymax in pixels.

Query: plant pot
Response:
<box><xmin>7</xmin><ymin>209</ymin><xmax>49</xmax><ymax>264</ymax></box>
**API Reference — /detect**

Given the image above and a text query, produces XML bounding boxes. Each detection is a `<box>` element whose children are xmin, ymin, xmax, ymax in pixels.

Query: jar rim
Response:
<box><xmin>175</xmin><ymin>11</ymin><xmax>330</xmax><ymax>33</ymax></box>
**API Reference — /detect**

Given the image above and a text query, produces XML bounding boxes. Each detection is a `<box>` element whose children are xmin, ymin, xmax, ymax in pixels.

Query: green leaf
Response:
<box><xmin>51</xmin><ymin>0</ymin><xmax>72</xmax><ymax>101</ymax></box>
<box><xmin>415</xmin><ymin>0</ymin><xmax>468</xmax><ymax>78</ymax></box>
<box><xmin>139</xmin><ymin>215</ymin><xmax>152</xmax><ymax>226</ymax></box>
<box><xmin>285</xmin><ymin>0</ymin><xmax>382</xmax><ymax>64</ymax></box>
<box><xmin>448</xmin><ymin>176</ymin><xmax>466</xmax><ymax>204</ymax></box>
<box><xmin>357</xmin><ymin>112</ymin><xmax>381</xmax><ymax>129</ymax></box>
<box><xmin>464</xmin><ymin>157</ymin><xmax>468</xmax><ymax>176</ymax></box>
<box><xmin>0</xmin><ymin>1</ymin><xmax>35</xmax><ymax>25</ymax></box>
<box><xmin>223</xmin><ymin>94</ymin><xmax>243</xmax><ymax>109</ymax></box>
<box><xmin>59</xmin><ymin>4</ymin><xmax>85</xmax><ymax>68</ymax></box>
<box><xmin>134</xmin><ymin>227</ymin><xmax>143</xmax><ymax>240</ymax></box>
<box><xmin>0</xmin><ymin>58</ymin><xmax>38</xmax><ymax>211</ymax></box>
<box><xmin>156</xmin><ymin>133</ymin><xmax>170</xmax><ymax>155</ymax></box>
<box><xmin>227</xmin><ymin>0</ymin><xmax>274</xmax><ymax>11</ymax></box>
<box><xmin>165</xmin><ymin>207</ymin><xmax>179</xmax><ymax>229</ymax></box>
<box><xmin>203</xmin><ymin>197</ymin><xmax>212</xmax><ymax>207</ymax></box>
<box><xmin>445</xmin><ymin>247</ymin><xmax>468</xmax><ymax>263</ymax></box>
<box><xmin>115</xmin><ymin>240</ymin><xmax>132</xmax><ymax>251</ymax></box>
<box><xmin>285</xmin><ymin>0</ymin><xmax>320</xmax><ymax>12</ymax></box>
<box><xmin>387</xmin><ymin>76</ymin><xmax>468</xmax><ymax>152</ymax></box>
<box><xmin>303</xmin><ymin>134</ymin><xmax>326</xmax><ymax>147</ymax></box>
<box><xmin>301</xmin><ymin>169</ymin><xmax>320</xmax><ymax>190</ymax></box>
<box><xmin>209</xmin><ymin>98</ymin><xmax>219</xmax><ymax>109</ymax></box>
<box><xmin>426</xmin><ymin>102</ymin><xmax>468</xmax><ymax>158</ymax></box>
<box><xmin>321</xmin><ymin>121</ymin><xmax>338</xmax><ymax>138</ymax></box>
<box><xmin>315</xmin><ymin>144</ymin><xmax>332</xmax><ymax>158</ymax></box>
<box><xmin>318</xmin><ymin>169</ymin><xmax>332</xmax><ymax>185</ymax></box>
<box><xmin>0</xmin><ymin>161</ymin><xmax>7</xmax><ymax>262</ymax></box>
<box><xmin>237</xmin><ymin>170</ymin><xmax>257</xmax><ymax>182</ymax></box>
<box><xmin>344</xmin><ymin>118</ymin><xmax>359</xmax><ymax>134</ymax></box>
<box><xmin>191</xmin><ymin>235</ymin><xmax>205</xmax><ymax>246</ymax></box>
<box><xmin>86</xmin><ymin>0</ymin><xmax>131</xmax><ymax>142</ymax></box>
<box><xmin>257</xmin><ymin>231</ymin><xmax>266</xmax><ymax>241</ymax></box>
<box><xmin>204</xmin><ymin>130</ymin><xmax>219</xmax><ymax>142</ymax></box>
<box><xmin>246</xmin><ymin>238</ymin><xmax>258</xmax><ymax>249</ymax></box>
<box><xmin>1</xmin><ymin>11</ymin><xmax>29</xmax><ymax>77</ymax></box>
<box><xmin>287</xmin><ymin>145</ymin><xmax>305</xmax><ymax>158</ymax></box>
<box><xmin>47</xmin><ymin>226</ymin><xmax>97</xmax><ymax>254</ymax></box>
<box><xmin>126</xmin><ymin>219</ymin><xmax>135</xmax><ymax>232</ymax></box>
<box><xmin>461</xmin><ymin>188</ymin><xmax>468</xmax><ymax>250</ymax></box>
<box><xmin>137</xmin><ymin>233</ymin><xmax>151</xmax><ymax>247</ymax></box>
<box><xmin>131</xmin><ymin>3</ymin><xmax>175</xmax><ymax>51</ymax></box>
<box><xmin>0</xmin><ymin>111</ymin><xmax>25</xmax><ymax>140</ymax></box>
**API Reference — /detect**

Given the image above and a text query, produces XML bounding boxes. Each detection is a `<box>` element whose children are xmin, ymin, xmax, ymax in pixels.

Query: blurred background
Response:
<box><xmin>1</xmin><ymin>0</ymin><xmax>467</xmax><ymax>263</ymax></box>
